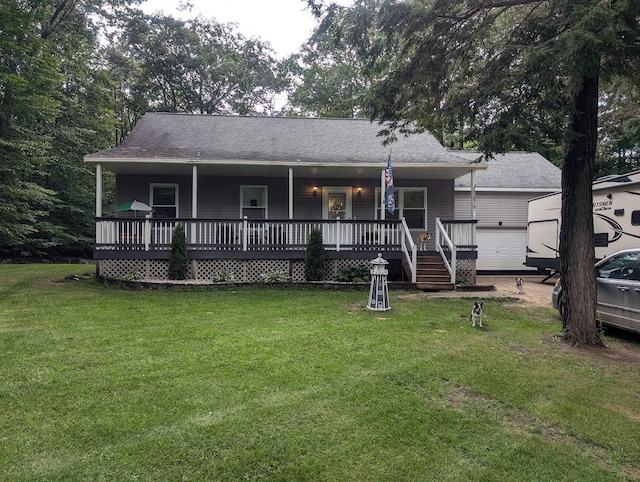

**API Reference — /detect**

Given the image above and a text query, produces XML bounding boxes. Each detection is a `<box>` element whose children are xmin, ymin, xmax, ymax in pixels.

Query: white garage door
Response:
<box><xmin>476</xmin><ymin>229</ymin><xmax>531</xmax><ymax>271</ymax></box>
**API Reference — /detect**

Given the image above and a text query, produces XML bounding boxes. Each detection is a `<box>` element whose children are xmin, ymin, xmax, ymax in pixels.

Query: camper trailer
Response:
<box><xmin>526</xmin><ymin>170</ymin><xmax>640</xmax><ymax>278</ymax></box>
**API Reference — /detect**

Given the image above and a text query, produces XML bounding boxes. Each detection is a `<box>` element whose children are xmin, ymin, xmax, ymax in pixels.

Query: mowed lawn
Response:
<box><xmin>1</xmin><ymin>265</ymin><xmax>639</xmax><ymax>481</ymax></box>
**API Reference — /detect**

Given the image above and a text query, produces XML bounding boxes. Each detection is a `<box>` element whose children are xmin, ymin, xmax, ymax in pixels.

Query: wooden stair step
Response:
<box><xmin>416</xmin><ymin>282</ymin><xmax>455</xmax><ymax>291</ymax></box>
<box><xmin>413</xmin><ymin>255</ymin><xmax>455</xmax><ymax>291</ymax></box>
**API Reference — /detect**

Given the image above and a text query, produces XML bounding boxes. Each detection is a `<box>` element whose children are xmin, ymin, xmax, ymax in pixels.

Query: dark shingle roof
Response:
<box><xmin>453</xmin><ymin>151</ymin><xmax>561</xmax><ymax>189</ymax></box>
<box><xmin>87</xmin><ymin>113</ymin><xmax>476</xmax><ymax>166</ymax></box>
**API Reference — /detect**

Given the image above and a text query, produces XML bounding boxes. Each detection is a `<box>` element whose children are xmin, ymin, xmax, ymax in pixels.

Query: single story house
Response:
<box><xmin>453</xmin><ymin>151</ymin><xmax>561</xmax><ymax>271</ymax></box>
<box><xmin>85</xmin><ymin>113</ymin><xmax>488</xmax><ymax>287</ymax></box>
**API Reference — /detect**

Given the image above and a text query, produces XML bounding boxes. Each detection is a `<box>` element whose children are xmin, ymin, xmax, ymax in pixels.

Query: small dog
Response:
<box><xmin>516</xmin><ymin>278</ymin><xmax>524</xmax><ymax>294</ymax></box>
<box><xmin>470</xmin><ymin>301</ymin><xmax>483</xmax><ymax>327</ymax></box>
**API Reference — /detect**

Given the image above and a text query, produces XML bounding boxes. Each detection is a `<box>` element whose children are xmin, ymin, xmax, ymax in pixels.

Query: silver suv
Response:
<box><xmin>552</xmin><ymin>249</ymin><xmax>640</xmax><ymax>334</ymax></box>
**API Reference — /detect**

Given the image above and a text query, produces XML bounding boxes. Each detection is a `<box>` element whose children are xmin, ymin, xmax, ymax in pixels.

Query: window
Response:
<box><xmin>376</xmin><ymin>188</ymin><xmax>427</xmax><ymax>229</ymax></box>
<box><xmin>150</xmin><ymin>184</ymin><xmax>178</xmax><ymax>218</ymax></box>
<box><xmin>241</xmin><ymin>186</ymin><xmax>267</xmax><ymax>219</ymax></box>
<box><xmin>597</xmin><ymin>251</ymin><xmax>639</xmax><ymax>280</ymax></box>
<box><xmin>402</xmin><ymin>190</ymin><xmax>426</xmax><ymax>229</ymax></box>
<box><xmin>632</xmin><ymin>210</ymin><xmax>640</xmax><ymax>226</ymax></box>
<box><xmin>594</xmin><ymin>232</ymin><xmax>609</xmax><ymax>247</ymax></box>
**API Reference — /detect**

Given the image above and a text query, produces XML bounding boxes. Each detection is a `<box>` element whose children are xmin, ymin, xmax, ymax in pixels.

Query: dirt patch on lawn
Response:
<box><xmin>487</xmin><ymin>275</ymin><xmax>640</xmax><ymax>366</ymax></box>
<box><xmin>407</xmin><ymin>273</ymin><xmax>640</xmax><ymax>367</ymax></box>
<box><xmin>476</xmin><ymin>274</ymin><xmax>556</xmax><ymax>308</ymax></box>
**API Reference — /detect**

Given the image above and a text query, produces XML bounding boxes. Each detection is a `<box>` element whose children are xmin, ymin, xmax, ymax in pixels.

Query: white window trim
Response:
<box><xmin>150</xmin><ymin>183</ymin><xmax>179</xmax><ymax>218</ymax></box>
<box><xmin>240</xmin><ymin>185</ymin><xmax>268</xmax><ymax>219</ymax></box>
<box><xmin>322</xmin><ymin>186</ymin><xmax>353</xmax><ymax>220</ymax></box>
<box><xmin>375</xmin><ymin>187</ymin><xmax>428</xmax><ymax>229</ymax></box>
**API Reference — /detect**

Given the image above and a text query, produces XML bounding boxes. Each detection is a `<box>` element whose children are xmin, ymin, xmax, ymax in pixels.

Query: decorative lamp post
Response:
<box><xmin>367</xmin><ymin>253</ymin><xmax>390</xmax><ymax>311</ymax></box>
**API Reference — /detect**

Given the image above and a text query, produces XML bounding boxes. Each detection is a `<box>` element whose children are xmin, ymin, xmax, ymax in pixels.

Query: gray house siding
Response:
<box><xmin>426</xmin><ymin>180</ymin><xmax>454</xmax><ymax>230</ymax></box>
<box><xmin>117</xmin><ymin>174</ymin><xmax>194</xmax><ymax>217</ymax></box>
<box><xmin>453</xmin><ymin>151</ymin><xmax>560</xmax><ymax>271</ymax></box>
<box><xmin>455</xmin><ymin>191</ymin><xmax>550</xmax><ymax>228</ymax></box>
<box><xmin>116</xmin><ymin>175</ymin><xmax>454</xmax><ymax>228</ymax></box>
<box><xmin>198</xmin><ymin>176</ymin><xmax>290</xmax><ymax>219</ymax></box>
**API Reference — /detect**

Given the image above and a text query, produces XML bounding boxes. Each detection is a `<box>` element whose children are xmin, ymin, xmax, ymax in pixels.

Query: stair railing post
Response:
<box><xmin>411</xmin><ymin>244</ymin><xmax>417</xmax><ymax>283</ymax></box>
<box><xmin>451</xmin><ymin>248</ymin><xmax>457</xmax><ymax>284</ymax></box>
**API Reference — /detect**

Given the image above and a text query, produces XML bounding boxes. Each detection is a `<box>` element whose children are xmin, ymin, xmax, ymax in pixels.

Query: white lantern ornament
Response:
<box><xmin>367</xmin><ymin>253</ymin><xmax>390</xmax><ymax>311</ymax></box>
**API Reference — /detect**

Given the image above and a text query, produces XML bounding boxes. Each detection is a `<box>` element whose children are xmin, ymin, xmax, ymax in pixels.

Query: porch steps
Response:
<box><xmin>409</xmin><ymin>255</ymin><xmax>455</xmax><ymax>291</ymax></box>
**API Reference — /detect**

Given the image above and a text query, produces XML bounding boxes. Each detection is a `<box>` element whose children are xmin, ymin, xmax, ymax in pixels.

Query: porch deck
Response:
<box><xmin>94</xmin><ymin>218</ymin><xmax>477</xmax><ymax>285</ymax></box>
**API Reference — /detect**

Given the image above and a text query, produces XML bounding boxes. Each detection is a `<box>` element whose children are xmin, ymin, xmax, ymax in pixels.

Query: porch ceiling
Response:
<box><xmin>96</xmin><ymin>159</ymin><xmax>486</xmax><ymax>180</ymax></box>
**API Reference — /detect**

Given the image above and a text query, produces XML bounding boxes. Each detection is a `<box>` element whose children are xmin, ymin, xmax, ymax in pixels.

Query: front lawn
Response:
<box><xmin>1</xmin><ymin>264</ymin><xmax>639</xmax><ymax>481</ymax></box>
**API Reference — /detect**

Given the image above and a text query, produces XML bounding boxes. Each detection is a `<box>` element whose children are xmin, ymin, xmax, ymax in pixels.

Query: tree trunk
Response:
<box><xmin>559</xmin><ymin>73</ymin><xmax>603</xmax><ymax>346</ymax></box>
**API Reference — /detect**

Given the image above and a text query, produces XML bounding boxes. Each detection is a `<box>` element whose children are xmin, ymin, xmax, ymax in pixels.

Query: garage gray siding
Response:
<box><xmin>455</xmin><ymin>191</ymin><xmax>551</xmax><ymax>228</ymax></box>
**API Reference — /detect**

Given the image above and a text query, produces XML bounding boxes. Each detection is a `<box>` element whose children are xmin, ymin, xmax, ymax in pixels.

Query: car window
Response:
<box><xmin>597</xmin><ymin>252</ymin><xmax>639</xmax><ymax>280</ymax></box>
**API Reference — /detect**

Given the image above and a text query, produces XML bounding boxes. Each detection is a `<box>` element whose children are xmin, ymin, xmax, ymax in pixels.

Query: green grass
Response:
<box><xmin>1</xmin><ymin>264</ymin><xmax>639</xmax><ymax>481</ymax></box>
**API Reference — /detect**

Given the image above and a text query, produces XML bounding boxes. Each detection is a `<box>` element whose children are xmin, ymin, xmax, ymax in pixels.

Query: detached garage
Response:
<box><xmin>453</xmin><ymin>152</ymin><xmax>561</xmax><ymax>272</ymax></box>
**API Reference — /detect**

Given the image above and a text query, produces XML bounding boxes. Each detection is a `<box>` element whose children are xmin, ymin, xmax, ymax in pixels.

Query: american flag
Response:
<box><xmin>385</xmin><ymin>154</ymin><xmax>395</xmax><ymax>214</ymax></box>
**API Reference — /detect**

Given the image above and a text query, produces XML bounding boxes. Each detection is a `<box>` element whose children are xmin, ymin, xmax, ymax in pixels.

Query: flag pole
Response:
<box><xmin>385</xmin><ymin>150</ymin><xmax>395</xmax><ymax>216</ymax></box>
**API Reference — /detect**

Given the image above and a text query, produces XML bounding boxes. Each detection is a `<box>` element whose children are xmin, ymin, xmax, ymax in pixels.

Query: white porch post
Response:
<box><xmin>192</xmin><ymin>165</ymin><xmax>198</xmax><ymax>218</ymax></box>
<box><xmin>95</xmin><ymin>163</ymin><xmax>102</xmax><ymax>245</ymax></box>
<box><xmin>96</xmin><ymin>163</ymin><xmax>102</xmax><ymax>218</ymax></box>
<box><xmin>288</xmin><ymin>168</ymin><xmax>293</xmax><ymax>219</ymax></box>
<box><xmin>191</xmin><ymin>165</ymin><xmax>198</xmax><ymax>247</ymax></box>
<box><xmin>380</xmin><ymin>169</ymin><xmax>385</xmax><ymax>220</ymax></box>
<box><xmin>470</xmin><ymin>169</ymin><xmax>477</xmax><ymax>246</ymax></box>
<box><xmin>470</xmin><ymin>169</ymin><xmax>477</xmax><ymax>220</ymax></box>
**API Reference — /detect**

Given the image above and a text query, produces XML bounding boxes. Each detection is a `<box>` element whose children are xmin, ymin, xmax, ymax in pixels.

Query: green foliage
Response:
<box><xmin>596</xmin><ymin>78</ymin><xmax>640</xmax><ymax>176</ymax></box>
<box><xmin>283</xmin><ymin>31</ymin><xmax>370</xmax><ymax>118</ymax></box>
<box><xmin>117</xmin><ymin>12</ymin><xmax>283</xmax><ymax>115</ymax></box>
<box><xmin>259</xmin><ymin>270</ymin><xmax>291</xmax><ymax>283</ymax></box>
<box><xmin>304</xmin><ymin>228</ymin><xmax>326</xmax><ymax>281</ymax></box>
<box><xmin>123</xmin><ymin>270</ymin><xmax>142</xmax><ymax>281</ymax></box>
<box><xmin>2</xmin><ymin>264</ymin><xmax>640</xmax><ymax>480</ymax></box>
<box><xmin>336</xmin><ymin>264</ymin><xmax>370</xmax><ymax>283</ymax></box>
<box><xmin>0</xmin><ymin>1</ymin><xmax>290</xmax><ymax>260</ymax></box>
<box><xmin>168</xmin><ymin>223</ymin><xmax>189</xmax><ymax>280</ymax></box>
<box><xmin>0</xmin><ymin>4</ymin><xmax>62</xmax><ymax>259</ymax></box>
<box><xmin>211</xmin><ymin>269</ymin><xmax>236</xmax><ymax>283</ymax></box>
<box><xmin>0</xmin><ymin>0</ymin><xmax>131</xmax><ymax>259</ymax></box>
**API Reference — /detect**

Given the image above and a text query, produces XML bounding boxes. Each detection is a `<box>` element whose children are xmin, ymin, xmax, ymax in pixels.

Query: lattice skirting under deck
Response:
<box><xmin>456</xmin><ymin>259</ymin><xmax>476</xmax><ymax>285</ymax></box>
<box><xmin>98</xmin><ymin>258</ymin><xmax>373</xmax><ymax>283</ymax></box>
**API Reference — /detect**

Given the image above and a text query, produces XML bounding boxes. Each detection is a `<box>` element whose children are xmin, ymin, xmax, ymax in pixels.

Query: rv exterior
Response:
<box><xmin>526</xmin><ymin>170</ymin><xmax>640</xmax><ymax>276</ymax></box>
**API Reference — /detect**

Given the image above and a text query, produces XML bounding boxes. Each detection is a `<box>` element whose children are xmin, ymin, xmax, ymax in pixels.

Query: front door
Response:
<box><xmin>322</xmin><ymin>187</ymin><xmax>352</xmax><ymax>247</ymax></box>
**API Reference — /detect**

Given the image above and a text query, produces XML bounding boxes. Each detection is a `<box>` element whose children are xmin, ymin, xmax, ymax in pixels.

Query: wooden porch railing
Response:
<box><xmin>95</xmin><ymin>218</ymin><xmax>405</xmax><ymax>252</ymax></box>
<box><xmin>401</xmin><ymin>218</ymin><xmax>418</xmax><ymax>283</ymax></box>
<box><xmin>435</xmin><ymin>218</ymin><xmax>478</xmax><ymax>283</ymax></box>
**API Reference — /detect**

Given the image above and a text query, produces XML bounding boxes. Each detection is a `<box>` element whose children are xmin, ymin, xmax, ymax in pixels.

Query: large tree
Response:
<box><xmin>596</xmin><ymin>78</ymin><xmax>640</xmax><ymax>176</ymax></box>
<box><xmin>116</xmin><ymin>12</ymin><xmax>284</xmax><ymax>116</ymax></box>
<box><xmin>283</xmin><ymin>30</ymin><xmax>372</xmax><ymax>118</ymax></box>
<box><xmin>310</xmin><ymin>0</ymin><xmax>640</xmax><ymax>345</ymax></box>
<box><xmin>0</xmin><ymin>0</ymin><xmax>137</xmax><ymax>259</ymax></box>
<box><xmin>0</xmin><ymin>2</ymin><xmax>66</xmax><ymax>258</ymax></box>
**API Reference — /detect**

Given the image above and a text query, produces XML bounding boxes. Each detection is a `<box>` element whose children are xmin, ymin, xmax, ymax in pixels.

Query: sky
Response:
<box><xmin>140</xmin><ymin>0</ymin><xmax>352</xmax><ymax>58</ymax></box>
